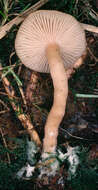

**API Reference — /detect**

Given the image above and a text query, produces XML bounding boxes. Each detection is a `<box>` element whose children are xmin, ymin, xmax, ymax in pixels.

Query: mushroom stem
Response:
<box><xmin>43</xmin><ymin>44</ymin><xmax>68</xmax><ymax>153</ymax></box>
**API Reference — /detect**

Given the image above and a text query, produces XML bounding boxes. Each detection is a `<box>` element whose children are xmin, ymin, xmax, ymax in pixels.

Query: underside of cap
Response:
<box><xmin>15</xmin><ymin>10</ymin><xmax>86</xmax><ymax>73</ymax></box>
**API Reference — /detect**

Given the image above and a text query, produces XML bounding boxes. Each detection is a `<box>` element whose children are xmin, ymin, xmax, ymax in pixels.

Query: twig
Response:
<box><xmin>89</xmin><ymin>9</ymin><xmax>98</xmax><ymax>21</ymax></box>
<box><xmin>0</xmin><ymin>99</ymin><xmax>9</xmax><ymax>110</ymax></box>
<box><xmin>87</xmin><ymin>47</ymin><xmax>98</xmax><ymax>63</ymax></box>
<box><xmin>81</xmin><ymin>23</ymin><xmax>98</xmax><ymax>33</ymax></box>
<box><xmin>0</xmin><ymin>110</ymin><xmax>9</xmax><ymax>114</ymax></box>
<box><xmin>0</xmin><ymin>60</ymin><xmax>27</xmax><ymax>105</ymax></box>
<box><xmin>0</xmin><ymin>0</ymin><xmax>49</xmax><ymax>39</ymax></box>
<box><xmin>0</xmin><ymin>127</ymin><xmax>11</xmax><ymax>164</ymax></box>
<box><xmin>60</xmin><ymin>128</ymin><xmax>88</xmax><ymax>140</ymax></box>
<box><xmin>93</xmin><ymin>88</ymin><xmax>98</xmax><ymax>95</ymax></box>
<box><xmin>17</xmin><ymin>64</ymin><xmax>22</xmax><ymax>76</ymax></box>
<box><xmin>75</xmin><ymin>94</ymin><xmax>98</xmax><ymax>98</ymax></box>
<box><xmin>9</xmin><ymin>54</ymin><xmax>27</xmax><ymax>105</ymax></box>
<box><xmin>25</xmin><ymin>71</ymin><xmax>39</xmax><ymax>102</ymax></box>
<box><xmin>0</xmin><ymin>63</ymin><xmax>19</xmax><ymax>71</ymax></box>
<box><xmin>0</xmin><ymin>91</ymin><xmax>19</xmax><ymax>99</ymax></box>
<box><xmin>18</xmin><ymin>85</ymin><xmax>27</xmax><ymax>105</ymax></box>
<box><xmin>0</xmin><ymin>64</ymin><xmax>41</xmax><ymax>146</ymax></box>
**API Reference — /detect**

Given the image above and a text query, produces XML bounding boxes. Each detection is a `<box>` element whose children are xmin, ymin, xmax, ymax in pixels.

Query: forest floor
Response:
<box><xmin>0</xmin><ymin>1</ymin><xmax>98</xmax><ymax>190</ymax></box>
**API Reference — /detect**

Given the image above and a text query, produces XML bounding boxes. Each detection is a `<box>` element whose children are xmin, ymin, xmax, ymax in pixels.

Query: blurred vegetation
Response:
<box><xmin>0</xmin><ymin>0</ymin><xmax>98</xmax><ymax>190</ymax></box>
<box><xmin>0</xmin><ymin>0</ymin><xmax>98</xmax><ymax>25</ymax></box>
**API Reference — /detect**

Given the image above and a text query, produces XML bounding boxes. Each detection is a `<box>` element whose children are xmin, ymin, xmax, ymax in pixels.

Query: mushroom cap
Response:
<box><xmin>15</xmin><ymin>10</ymin><xmax>86</xmax><ymax>73</ymax></box>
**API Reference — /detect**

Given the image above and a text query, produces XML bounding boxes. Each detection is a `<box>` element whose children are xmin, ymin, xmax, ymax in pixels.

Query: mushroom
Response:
<box><xmin>15</xmin><ymin>10</ymin><xmax>86</xmax><ymax>154</ymax></box>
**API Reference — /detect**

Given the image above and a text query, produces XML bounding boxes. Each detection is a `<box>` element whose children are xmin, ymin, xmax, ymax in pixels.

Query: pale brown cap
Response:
<box><xmin>15</xmin><ymin>10</ymin><xmax>86</xmax><ymax>73</ymax></box>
